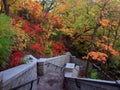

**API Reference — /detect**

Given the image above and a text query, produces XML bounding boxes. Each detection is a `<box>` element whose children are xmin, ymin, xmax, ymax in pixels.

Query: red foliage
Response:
<box><xmin>34</xmin><ymin>24</ymin><xmax>42</xmax><ymax>32</ymax></box>
<box><xmin>52</xmin><ymin>42</ymin><xmax>67</xmax><ymax>55</ymax></box>
<box><xmin>32</xmin><ymin>44</ymin><xmax>41</xmax><ymax>52</ymax></box>
<box><xmin>12</xmin><ymin>19</ymin><xmax>18</xmax><ymax>25</ymax></box>
<box><xmin>11</xmin><ymin>52</ymin><xmax>24</xmax><ymax>67</ymax></box>
<box><xmin>31</xmin><ymin>43</ymin><xmax>45</xmax><ymax>57</ymax></box>
<box><xmin>23</xmin><ymin>20</ymin><xmax>32</xmax><ymax>33</ymax></box>
<box><xmin>23</xmin><ymin>24</ymin><xmax>31</xmax><ymax>33</ymax></box>
<box><xmin>41</xmin><ymin>12</ymin><xmax>50</xmax><ymax>20</ymax></box>
<box><xmin>39</xmin><ymin>37</ymin><xmax>43</xmax><ymax>42</ymax></box>
<box><xmin>12</xmin><ymin>11</ymin><xmax>66</xmax><ymax>58</ymax></box>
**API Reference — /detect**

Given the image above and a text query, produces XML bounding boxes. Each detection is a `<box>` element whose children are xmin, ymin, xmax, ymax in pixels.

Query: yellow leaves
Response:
<box><xmin>61</xmin><ymin>28</ymin><xmax>74</xmax><ymax>37</ymax></box>
<box><xmin>15</xmin><ymin>28</ymin><xmax>30</xmax><ymax>50</ymax></box>
<box><xmin>46</xmin><ymin>30</ymin><xmax>56</xmax><ymax>39</ymax></box>
<box><xmin>20</xmin><ymin>0</ymin><xmax>43</xmax><ymax>19</ymax></box>
<box><xmin>59</xmin><ymin>5</ymin><xmax>67</xmax><ymax>12</ymax></box>
<box><xmin>10</xmin><ymin>0</ymin><xmax>43</xmax><ymax>19</ymax></box>
<box><xmin>59</xmin><ymin>3</ymin><xmax>71</xmax><ymax>12</ymax></box>
<box><xmin>54</xmin><ymin>0</ymin><xmax>72</xmax><ymax>14</ymax></box>
<box><xmin>89</xmin><ymin>11</ymin><xmax>95</xmax><ymax>17</ymax></box>
<box><xmin>18</xmin><ymin>43</ymin><xmax>26</xmax><ymax>50</ymax></box>
<box><xmin>10</xmin><ymin>24</ymin><xmax>30</xmax><ymax>51</ymax></box>
<box><xmin>9</xmin><ymin>0</ymin><xmax>25</xmax><ymax>11</ymax></box>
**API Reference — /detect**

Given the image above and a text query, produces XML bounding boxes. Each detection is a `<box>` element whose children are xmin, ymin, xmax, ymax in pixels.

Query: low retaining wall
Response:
<box><xmin>70</xmin><ymin>56</ymin><xmax>92</xmax><ymax>70</ymax></box>
<box><xmin>64</xmin><ymin>77</ymin><xmax>120</xmax><ymax>90</ymax></box>
<box><xmin>0</xmin><ymin>55</ymin><xmax>37</xmax><ymax>90</ymax></box>
<box><xmin>37</xmin><ymin>53</ymin><xmax>71</xmax><ymax>76</ymax></box>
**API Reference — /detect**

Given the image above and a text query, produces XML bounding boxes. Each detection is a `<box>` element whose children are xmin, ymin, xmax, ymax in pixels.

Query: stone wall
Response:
<box><xmin>0</xmin><ymin>55</ymin><xmax>37</xmax><ymax>90</ymax></box>
<box><xmin>64</xmin><ymin>77</ymin><xmax>120</xmax><ymax>90</ymax></box>
<box><xmin>70</xmin><ymin>56</ymin><xmax>92</xmax><ymax>71</ymax></box>
<box><xmin>37</xmin><ymin>53</ymin><xmax>71</xmax><ymax>76</ymax></box>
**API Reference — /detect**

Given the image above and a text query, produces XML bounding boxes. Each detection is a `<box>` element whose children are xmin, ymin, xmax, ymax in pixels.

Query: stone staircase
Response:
<box><xmin>64</xmin><ymin>63</ymin><xmax>80</xmax><ymax>78</ymax></box>
<box><xmin>37</xmin><ymin>62</ymin><xmax>80</xmax><ymax>90</ymax></box>
<box><xmin>37</xmin><ymin>71</ymin><xmax>64</xmax><ymax>90</ymax></box>
<box><xmin>1</xmin><ymin>53</ymin><xmax>120</xmax><ymax>90</ymax></box>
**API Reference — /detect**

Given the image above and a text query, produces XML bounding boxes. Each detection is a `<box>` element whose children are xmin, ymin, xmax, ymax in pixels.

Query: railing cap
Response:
<box><xmin>116</xmin><ymin>80</ymin><xmax>120</xmax><ymax>85</ymax></box>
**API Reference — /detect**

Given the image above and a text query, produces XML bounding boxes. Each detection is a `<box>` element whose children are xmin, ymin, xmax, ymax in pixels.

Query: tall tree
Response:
<box><xmin>2</xmin><ymin>0</ymin><xmax>9</xmax><ymax>15</ymax></box>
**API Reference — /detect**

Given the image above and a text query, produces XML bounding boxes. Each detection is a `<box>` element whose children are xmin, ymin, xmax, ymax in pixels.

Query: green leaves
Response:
<box><xmin>0</xmin><ymin>14</ymin><xmax>14</xmax><ymax>67</ymax></box>
<box><xmin>90</xmin><ymin>69</ymin><xmax>98</xmax><ymax>79</ymax></box>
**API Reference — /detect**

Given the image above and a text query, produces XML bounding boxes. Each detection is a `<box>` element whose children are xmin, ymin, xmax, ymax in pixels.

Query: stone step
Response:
<box><xmin>37</xmin><ymin>72</ymin><xmax>64</xmax><ymax>90</ymax></box>
<box><xmin>64</xmin><ymin>63</ymin><xmax>80</xmax><ymax>78</ymax></box>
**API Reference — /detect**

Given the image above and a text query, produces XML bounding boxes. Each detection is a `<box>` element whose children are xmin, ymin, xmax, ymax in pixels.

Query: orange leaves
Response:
<box><xmin>59</xmin><ymin>5</ymin><xmax>67</xmax><ymax>12</ymax></box>
<box><xmin>97</xmin><ymin>36</ymin><xmax>119</xmax><ymax>56</ymax></box>
<box><xmin>100</xmin><ymin>19</ymin><xmax>118</xmax><ymax>28</ymax></box>
<box><xmin>100</xmin><ymin>19</ymin><xmax>109</xmax><ymax>27</ymax></box>
<box><xmin>19</xmin><ymin>0</ymin><xmax>42</xmax><ymax>19</ymax></box>
<box><xmin>56</xmin><ymin>0</ymin><xmax>72</xmax><ymax>13</ymax></box>
<box><xmin>82</xmin><ymin>51</ymin><xmax>108</xmax><ymax>63</ymax></box>
<box><xmin>102</xmin><ymin>36</ymin><xmax>113</xmax><ymax>41</ymax></box>
<box><xmin>110</xmin><ymin>50</ymin><xmax>119</xmax><ymax>56</ymax></box>
<box><xmin>83</xmin><ymin>35</ymin><xmax>119</xmax><ymax>63</ymax></box>
<box><xmin>111</xmin><ymin>21</ymin><xmax>118</xmax><ymax>27</ymax></box>
<box><xmin>89</xmin><ymin>51</ymin><xmax>108</xmax><ymax>62</ymax></box>
<box><xmin>52</xmin><ymin>15</ymin><xmax>62</xmax><ymax>29</ymax></box>
<box><xmin>32</xmin><ymin>3</ymin><xmax>42</xmax><ymax>18</ymax></box>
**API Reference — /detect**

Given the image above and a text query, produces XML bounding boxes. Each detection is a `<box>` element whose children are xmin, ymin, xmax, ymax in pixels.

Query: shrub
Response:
<box><xmin>0</xmin><ymin>14</ymin><xmax>15</xmax><ymax>68</ymax></box>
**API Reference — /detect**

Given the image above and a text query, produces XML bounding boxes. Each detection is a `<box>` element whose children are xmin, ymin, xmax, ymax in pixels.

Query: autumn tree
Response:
<box><xmin>51</xmin><ymin>0</ymin><xmax>120</xmax><ymax>79</ymax></box>
<box><xmin>81</xmin><ymin>0</ymin><xmax>120</xmax><ymax>79</ymax></box>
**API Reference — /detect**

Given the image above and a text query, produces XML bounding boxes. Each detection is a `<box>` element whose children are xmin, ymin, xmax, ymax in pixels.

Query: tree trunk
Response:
<box><xmin>2</xmin><ymin>0</ymin><xmax>9</xmax><ymax>16</ymax></box>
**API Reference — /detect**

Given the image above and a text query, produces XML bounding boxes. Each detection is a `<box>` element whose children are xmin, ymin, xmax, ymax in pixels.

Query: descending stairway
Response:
<box><xmin>37</xmin><ymin>72</ymin><xmax>64</xmax><ymax>90</ymax></box>
<box><xmin>37</xmin><ymin>62</ymin><xmax>80</xmax><ymax>90</ymax></box>
<box><xmin>9</xmin><ymin>61</ymin><xmax>120</xmax><ymax>90</ymax></box>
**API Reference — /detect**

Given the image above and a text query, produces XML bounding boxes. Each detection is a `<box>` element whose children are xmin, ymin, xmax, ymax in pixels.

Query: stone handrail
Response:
<box><xmin>37</xmin><ymin>52</ymin><xmax>71</xmax><ymax>76</ymax></box>
<box><xmin>64</xmin><ymin>77</ymin><xmax>120</xmax><ymax>90</ymax></box>
<box><xmin>0</xmin><ymin>55</ymin><xmax>37</xmax><ymax>90</ymax></box>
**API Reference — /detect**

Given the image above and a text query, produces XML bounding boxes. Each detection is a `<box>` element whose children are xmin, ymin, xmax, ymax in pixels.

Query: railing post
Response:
<box><xmin>37</xmin><ymin>60</ymin><xmax>44</xmax><ymax>76</ymax></box>
<box><xmin>116</xmin><ymin>80</ymin><xmax>120</xmax><ymax>86</ymax></box>
<box><xmin>0</xmin><ymin>73</ymin><xmax>3</xmax><ymax>90</ymax></box>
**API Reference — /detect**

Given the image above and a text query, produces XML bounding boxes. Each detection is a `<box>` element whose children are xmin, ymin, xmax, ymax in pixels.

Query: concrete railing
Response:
<box><xmin>0</xmin><ymin>53</ymin><xmax>71</xmax><ymax>90</ymax></box>
<box><xmin>0</xmin><ymin>55</ymin><xmax>37</xmax><ymax>90</ymax></box>
<box><xmin>64</xmin><ymin>77</ymin><xmax>120</xmax><ymax>90</ymax></box>
<box><xmin>65</xmin><ymin>56</ymin><xmax>120</xmax><ymax>90</ymax></box>
<box><xmin>37</xmin><ymin>52</ymin><xmax>71</xmax><ymax>76</ymax></box>
<box><xmin>1</xmin><ymin>52</ymin><xmax>120</xmax><ymax>90</ymax></box>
